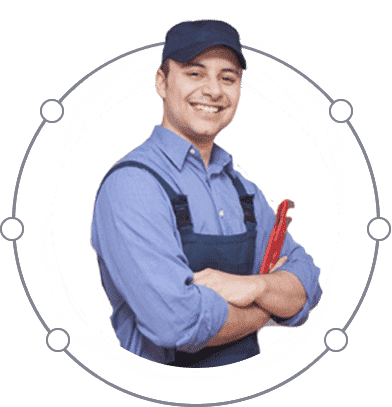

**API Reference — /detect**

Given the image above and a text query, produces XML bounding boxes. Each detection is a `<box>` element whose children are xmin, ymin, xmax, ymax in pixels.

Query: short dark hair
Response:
<box><xmin>160</xmin><ymin>59</ymin><xmax>170</xmax><ymax>78</ymax></box>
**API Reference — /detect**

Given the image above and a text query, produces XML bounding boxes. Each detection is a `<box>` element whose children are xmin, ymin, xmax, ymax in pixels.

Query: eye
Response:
<box><xmin>222</xmin><ymin>76</ymin><xmax>236</xmax><ymax>83</ymax></box>
<box><xmin>188</xmin><ymin>72</ymin><xmax>201</xmax><ymax>77</ymax></box>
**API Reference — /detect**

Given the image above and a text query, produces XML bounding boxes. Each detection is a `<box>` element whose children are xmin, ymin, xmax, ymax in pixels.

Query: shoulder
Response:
<box><xmin>93</xmin><ymin>161</ymin><xmax>178</xmax><ymax>234</ymax></box>
<box><xmin>95</xmin><ymin>144</ymin><xmax>171</xmax><ymax>208</ymax></box>
<box><xmin>97</xmin><ymin>137</ymin><xmax>175</xmax><ymax>202</ymax></box>
<box><xmin>97</xmin><ymin>161</ymin><xmax>172</xmax><ymax>208</ymax></box>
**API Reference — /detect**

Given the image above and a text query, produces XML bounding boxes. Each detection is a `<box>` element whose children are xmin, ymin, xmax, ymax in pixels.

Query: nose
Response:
<box><xmin>201</xmin><ymin>76</ymin><xmax>223</xmax><ymax>101</ymax></box>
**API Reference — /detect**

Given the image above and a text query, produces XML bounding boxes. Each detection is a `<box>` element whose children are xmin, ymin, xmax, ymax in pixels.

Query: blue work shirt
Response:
<box><xmin>91</xmin><ymin>125</ymin><xmax>322</xmax><ymax>364</ymax></box>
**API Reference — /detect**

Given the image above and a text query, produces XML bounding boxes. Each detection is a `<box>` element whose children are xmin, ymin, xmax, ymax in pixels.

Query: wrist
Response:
<box><xmin>253</xmin><ymin>275</ymin><xmax>268</xmax><ymax>307</ymax></box>
<box><xmin>250</xmin><ymin>303</ymin><xmax>271</xmax><ymax>329</ymax></box>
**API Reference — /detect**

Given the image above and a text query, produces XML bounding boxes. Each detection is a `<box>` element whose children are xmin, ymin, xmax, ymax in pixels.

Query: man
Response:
<box><xmin>91</xmin><ymin>20</ymin><xmax>322</xmax><ymax>368</ymax></box>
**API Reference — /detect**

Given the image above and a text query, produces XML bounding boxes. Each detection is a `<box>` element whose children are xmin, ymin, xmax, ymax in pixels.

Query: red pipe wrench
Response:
<box><xmin>259</xmin><ymin>199</ymin><xmax>295</xmax><ymax>274</ymax></box>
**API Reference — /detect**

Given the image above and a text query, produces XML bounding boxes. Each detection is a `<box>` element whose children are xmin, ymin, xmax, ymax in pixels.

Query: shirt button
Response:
<box><xmin>219</xmin><ymin>210</ymin><xmax>224</xmax><ymax>218</ymax></box>
<box><xmin>190</xmin><ymin>148</ymin><xmax>195</xmax><ymax>155</ymax></box>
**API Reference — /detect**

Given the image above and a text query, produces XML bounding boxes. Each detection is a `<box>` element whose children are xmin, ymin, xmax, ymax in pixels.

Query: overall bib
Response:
<box><xmin>98</xmin><ymin>160</ymin><xmax>260</xmax><ymax>367</ymax></box>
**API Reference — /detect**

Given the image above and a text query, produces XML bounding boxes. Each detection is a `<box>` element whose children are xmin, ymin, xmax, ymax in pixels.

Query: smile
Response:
<box><xmin>189</xmin><ymin>103</ymin><xmax>224</xmax><ymax>113</ymax></box>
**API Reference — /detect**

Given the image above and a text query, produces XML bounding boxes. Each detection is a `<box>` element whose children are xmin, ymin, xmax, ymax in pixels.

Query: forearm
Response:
<box><xmin>254</xmin><ymin>270</ymin><xmax>307</xmax><ymax>318</ymax></box>
<box><xmin>206</xmin><ymin>303</ymin><xmax>270</xmax><ymax>347</ymax></box>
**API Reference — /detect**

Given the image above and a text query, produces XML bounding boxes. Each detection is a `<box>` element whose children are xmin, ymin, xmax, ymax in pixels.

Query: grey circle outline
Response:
<box><xmin>46</xmin><ymin>328</ymin><xmax>71</xmax><ymax>352</ymax></box>
<box><xmin>324</xmin><ymin>328</ymin><xmax>348</xmax><ymax>352</ymax></box>
<box><xmin>40</xmin><ymin>98</ymin><xmax>65</xmax><ymax>123</ymax></box>
<box><xmin>329</xmin><ymin>98</ymin><xmax>354</xmax><ymax>123</ymax></box>
<box><xmin>367</xmin><ymin>217</ymin><xmax>391</xmax><ymax>241</ymax></box>
<box><xmin>10</xmin><ymin>42</ymin><xmax>381</xmax><ymax>406</ymax></box>
<box><xmin>0</xmin><ymin>216</ymin><xmax>24</xmax><ymax>241</ymax></box>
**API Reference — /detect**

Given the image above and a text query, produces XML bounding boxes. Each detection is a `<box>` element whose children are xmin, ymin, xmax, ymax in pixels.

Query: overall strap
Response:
<box><xmin>225</xmin><ymin>171</ymin><xmax>257</xmax><ymax>224</ymax></box>
<box><xmin>96</xmin><ymin>160</ymin><xmax>193</xmax><ymax>230</ymax></box>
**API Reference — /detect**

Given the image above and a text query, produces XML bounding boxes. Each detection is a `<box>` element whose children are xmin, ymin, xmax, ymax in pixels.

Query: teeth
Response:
<box><xmin>192</xmin><ymin>103</ymin><xmax>220</xmax><ymax>113</ymax></box>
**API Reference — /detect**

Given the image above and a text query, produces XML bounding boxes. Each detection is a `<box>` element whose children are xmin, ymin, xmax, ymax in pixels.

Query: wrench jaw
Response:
<box><xmin>283</xmin><ymin>201</ymin><xmax>294</xmax><ymax>230</ymax></box>
<box><xmin>276</xmin><ymin>200</ymin><xmax>294</xmax><ymax>225</ymax></box>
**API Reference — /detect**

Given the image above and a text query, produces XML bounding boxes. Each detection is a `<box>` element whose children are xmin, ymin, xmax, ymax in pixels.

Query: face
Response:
<box><xmin>156</xmin><ymin>46</ymin><xmax>242</xmax><ymax>145</ymax></box>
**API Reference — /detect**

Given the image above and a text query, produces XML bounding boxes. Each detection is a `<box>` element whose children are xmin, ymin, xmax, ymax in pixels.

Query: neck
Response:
<box><xmin>196</xmin><ymin>142</ymin><xmax>214</xmax><ymax>170</ymax></box>
<box><xmin>161</xmin><ymin>123</ymin><xmax>215</xmax><ymax>170</ymax></box>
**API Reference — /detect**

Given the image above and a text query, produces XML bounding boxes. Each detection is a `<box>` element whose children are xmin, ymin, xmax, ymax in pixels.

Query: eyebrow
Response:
<box><xmin>181</xmin><ymin>62</ymin><xmax>205</xmax><ymax>69</ymax></box>
<box><xmin>181</xmin><ymin>62</ymin><xmax>241</xmax><ymax>77</ymax></box>
<box><xmin>221</xmin><ymin>67</ymin><xmax>241</xmax><ymax>77</ymax></box>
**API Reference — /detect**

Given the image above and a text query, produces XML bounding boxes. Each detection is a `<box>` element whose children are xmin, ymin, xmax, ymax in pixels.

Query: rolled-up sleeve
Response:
<box><xmin>252</xmin><ymin>187</ymin><xmax>322</xmax><ymax>327</ymax></box>
<box><xmin>273</xmin><ymin>232</ymin><xmax>322</xmax><ymax>326</ymax></box>
<box><xmin>92</xmin><ymin>167</ymin><xmax>229</xmax><ymax>350</ymax></box>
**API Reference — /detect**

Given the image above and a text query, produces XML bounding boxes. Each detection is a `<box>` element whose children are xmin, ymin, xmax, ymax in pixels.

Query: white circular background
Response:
<box><xmin>15</xmin><ymin>44</ymin><xmax>375</xmax><ymax>403</ymax></box>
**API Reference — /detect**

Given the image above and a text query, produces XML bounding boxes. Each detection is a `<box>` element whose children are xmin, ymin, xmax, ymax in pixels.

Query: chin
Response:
<box><xmin>189</xmin><ymin>122</ymin><xmax>226</xmax><ymax>139</ymax></box>
<box><xmin>188</xmin><ymin>128</ymin><xmax>218</xmax><ymax>139</ymax></box>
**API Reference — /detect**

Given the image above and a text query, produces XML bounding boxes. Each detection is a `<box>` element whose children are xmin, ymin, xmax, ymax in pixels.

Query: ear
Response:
<box><xmin>155</xmin><ymin>69</ymin><xmax>167</xmax><ymax>100</ymax></box>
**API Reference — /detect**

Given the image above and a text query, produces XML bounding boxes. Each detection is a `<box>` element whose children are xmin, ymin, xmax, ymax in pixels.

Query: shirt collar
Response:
<box><xmin>209</xmin><ymin>143</ymin><xmax>234</xmax><ymax>175</ymax></box>
<box><xmin>150</xmin><ymin>125</ymin><xmax>192</xmax><ymax>171</ymax></box>
<box><xmin>150</xmin><ymin>125</ymin><xmax>234</xmax><ymax>173</ymax></box>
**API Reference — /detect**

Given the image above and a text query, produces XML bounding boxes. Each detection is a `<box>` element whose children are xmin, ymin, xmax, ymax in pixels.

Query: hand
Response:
<box><xmin>192</xmin><ymin>256</ymin><xmax>288</xmax><ymax>307</ymax></box>
<box><xmin>192</xmin><ymin>269</ymin><xmax>258</xmax><ymax>308</ymax></box>
<box><xmin>268</xmin><ymin>256</ymin><xmax>288</xmax><ymax>273</ymax></box>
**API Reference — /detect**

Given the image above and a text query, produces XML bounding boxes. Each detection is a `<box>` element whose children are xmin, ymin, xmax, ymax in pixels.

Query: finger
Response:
<box><xmin>192</xmin><ymin>274</ymin><xmax>202</xmax><ymax>283</ymax></box>
<box><xmin>275</xmin><ymin>255</ymin><xmax>288</xmax><ymax>269</ymax></box>
<box><xmin>192</xmin><ymin>275</ymin><xmax>204</xmax><ymax>283</ymax></box>
<box><xmin>193</xmin><ymin>272</ymin><xmax>211</xmax><ymax>284</ymax></box>
<box><xmin>274</xmin><ymin>256</ymin><xmax>288</xmax><ymax>269</ymax></box>
<box><xmin>269</xmin><ymin>256</ymin><xmax>288</xmax><ymax>273</ymax></box>
<box><xmin>193</xmin><ymin>269</ymin><xmax>208</xmax><ymax>280</ymax></box>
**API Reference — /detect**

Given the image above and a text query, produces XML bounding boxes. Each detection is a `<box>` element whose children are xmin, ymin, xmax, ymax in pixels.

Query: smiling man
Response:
<box><xmin>157</xmin><ymin>45</ymin><xmax>242</xmax><ymax>167</ymax></box>
<box><xmin>91</xmin><ymin>20</ymin><xmax>322</xmax><ymax>368</ymax></box>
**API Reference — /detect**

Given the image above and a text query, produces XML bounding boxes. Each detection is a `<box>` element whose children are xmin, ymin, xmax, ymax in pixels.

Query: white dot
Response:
<box><xmin>190</xmin><ymin>148</ymin><xmax>196</xmax><ymax>155</ymax></box>
<box><xmin>46</xmin><ymin>328</ymin><xmax>70</xmax><ymax>352</ymax></box>
<box><xmin>368</xmin><ymin>217</ymin><xmax>391</xmax><ymax>241</ymax></box>
<box><xmin>324</xmin><ymin>328</ymin><xmax>348</xmax><ymax>352</ymax></box>
<box><xmin>40</xmin><ymin>99</ymin><xmax>64</xmax><ymax>123</ymax></box>
<box><xmin>329</xmin><ymin>99</ymin><xmax>353</xmax><ymax>123</ymax></box>
<box><xmin>219</xmin><ymin>210</ymin><xmax>224</xmax><ymax>217</ymax></box>
<box><xmin>0</xmin><ymin>217</ymin><xmax>23</xmax><ymax>241</ymax></box>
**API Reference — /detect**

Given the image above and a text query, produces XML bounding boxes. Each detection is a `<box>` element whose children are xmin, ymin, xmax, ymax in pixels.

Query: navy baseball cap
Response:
<box><xmin>162</xmin><ymin>20</ymin><xmax>247</xmax><ymax>70</ymax></box>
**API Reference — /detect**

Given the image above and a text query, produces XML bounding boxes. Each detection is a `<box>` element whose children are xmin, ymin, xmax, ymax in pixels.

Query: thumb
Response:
<box><xmin>269</xmin><ymin>256</ymin><xmax>288</xmax><ymax>273</ymax></box>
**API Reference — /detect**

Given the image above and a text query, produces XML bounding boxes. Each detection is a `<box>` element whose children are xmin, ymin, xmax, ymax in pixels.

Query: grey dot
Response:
<box><xmin>0</xmin><ymin>217</ymin><xmax>24</xmax><ymax>241</ymax></box>
<box><xmin>329</xmin><ymin>99</ymin><xmax>353</xmax><ymax>123</ymax></box>
<box><xmin>324</xmin><ymin>328</ymin><xmax>348</xmax><ymax>352</ymax></box>
<box><xmin>367</xmin><ymin>217</ymin><xmax>391</xmax><ymax>242</ymax></box>
<box><xmin>40</xmin><ymin>99</ymin><xmax>64</xmax><ymax>123</ymax></box>
<box><xmin>46</xmin><ymin>328</ymin><xmax>71</xmax><ymax>352</ymax></box>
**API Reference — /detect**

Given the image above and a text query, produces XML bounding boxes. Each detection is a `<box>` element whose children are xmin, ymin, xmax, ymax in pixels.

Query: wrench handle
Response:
<box><xmin>259</xmin><ymin>200</ymin><xmax>294</xmax><ymax>274</ymax></box>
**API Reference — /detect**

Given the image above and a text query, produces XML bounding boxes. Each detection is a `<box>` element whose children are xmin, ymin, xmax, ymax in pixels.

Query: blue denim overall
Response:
<box><xmin>98</xmin><ymin>160</ymin><xmax>259</xmax><ymax>367</ymax></box>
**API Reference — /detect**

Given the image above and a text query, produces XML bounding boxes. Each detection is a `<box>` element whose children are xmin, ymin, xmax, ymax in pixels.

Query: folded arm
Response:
<box><xmin>193</xmin><ymin>188</ymin><xmax>322</xmax><ymax>326</ymax></box>
<box><xmin>254</xmin><ymin>269</ymin><xmax>307</xmax><ymax>318</ymax></box>
<box><xmin>251</xmin><ymin>256</ymin><xmax>307</xmax><ymax>318</ymax></box>
<box><xmin>206</xmin><ymin>304</ymin><xmax>271</xmax><ymax>347</ymax></box>
<box><xmin>193</xmin><ymin>256</ymin><xmax>307</xmax><ymax>319</ymax></box>
<box><xmin>92</xmin><ymin>167</ymin><xmax>270</xmax><ymax>353</ymax></box>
